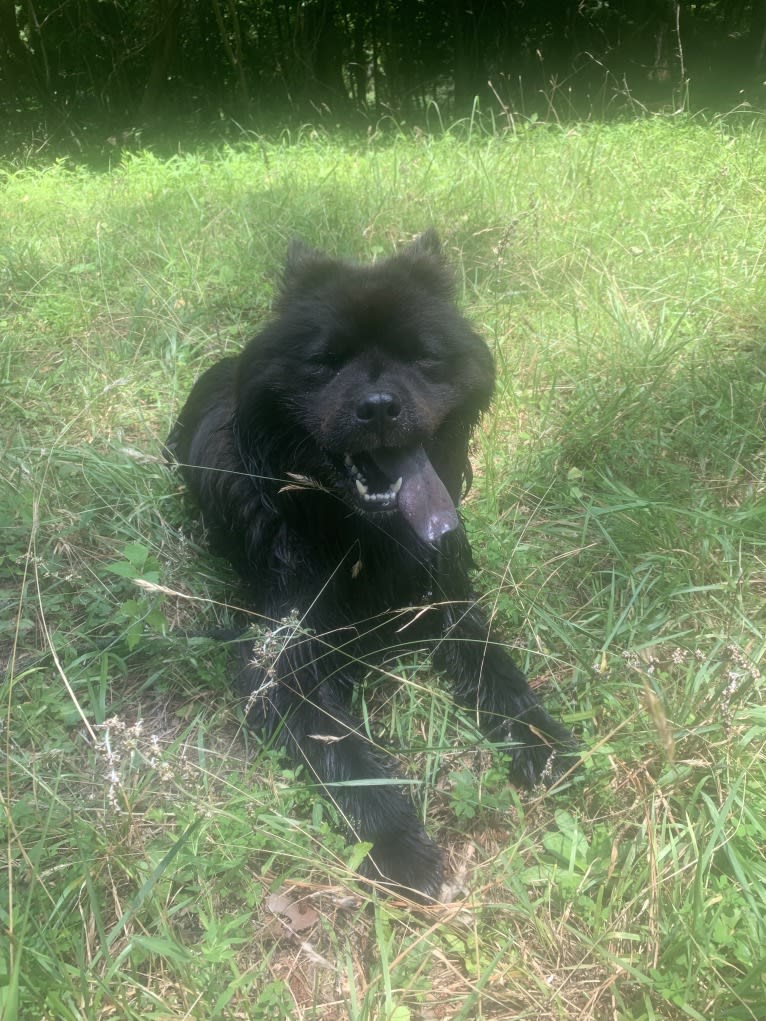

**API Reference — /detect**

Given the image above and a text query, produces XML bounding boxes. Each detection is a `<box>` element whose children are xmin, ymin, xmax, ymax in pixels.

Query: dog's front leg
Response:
<box><xmin>237</xmin><ymin>643</ymin><xmax>443</xmax><ymax>900</ymax></box>
<box><xmin>433</xmin><ymin>602</ymin><xmax>578</xmax><ymax>787</ymax></box>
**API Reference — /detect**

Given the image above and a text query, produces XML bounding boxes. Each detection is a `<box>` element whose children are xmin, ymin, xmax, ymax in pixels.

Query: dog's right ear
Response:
<box><xmin>281</xmin><ymin>238</ymin><xmax>337</xmax><ymax>293</ymax></box>
<box><xmin>407</xmin><ymin>228</ymin><xmax>442</xmax><ymax>258</ymax></box>
<box><xmin>285</xmin><ymin>237</ymin><xmax>321</xmax><ymax>267</ymax></box>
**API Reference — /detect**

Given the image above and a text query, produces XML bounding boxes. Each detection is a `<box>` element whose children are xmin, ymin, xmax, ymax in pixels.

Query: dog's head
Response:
<box><xmin>236</xmin><ymin>232</ymin><xmax>495</xmax><ymax>544</ymax></box>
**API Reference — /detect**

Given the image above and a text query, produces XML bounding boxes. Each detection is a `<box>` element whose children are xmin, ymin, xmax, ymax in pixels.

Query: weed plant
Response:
<box><xmin>2</xmin><ymin>116</ymin><xmax>766</xmax><ymax>1019</ymax></box>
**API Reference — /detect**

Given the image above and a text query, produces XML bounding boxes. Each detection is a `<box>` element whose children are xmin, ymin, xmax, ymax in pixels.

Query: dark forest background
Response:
<box><xmin>3</xmin><ymin>1</ymin><xmax>766</xmax><ymax>150</ymax></box>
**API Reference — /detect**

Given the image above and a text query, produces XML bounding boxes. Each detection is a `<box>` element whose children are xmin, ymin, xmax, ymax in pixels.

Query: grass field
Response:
<box><xmin>2</xmin><ymin>115</ymin><xmax>766</xmax><ymax>1020</ymax></box>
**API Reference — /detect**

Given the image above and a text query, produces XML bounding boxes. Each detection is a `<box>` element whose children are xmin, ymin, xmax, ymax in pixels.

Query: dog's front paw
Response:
<box><xmin>360</xmin><ymin>827</ymin><xmax>443</xmax><ymax>902</ymax></box>
<box><xmin>505</xmin><ymin>699</ymin><xmax>578</xmax><ymax>789</ymax></box>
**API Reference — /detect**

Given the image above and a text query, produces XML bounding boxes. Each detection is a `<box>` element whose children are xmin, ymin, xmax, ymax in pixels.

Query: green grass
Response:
<box><xmin>2</xmin><ymin>115</ymin><xmax>766</xmax><ymax>1020</ymax></box>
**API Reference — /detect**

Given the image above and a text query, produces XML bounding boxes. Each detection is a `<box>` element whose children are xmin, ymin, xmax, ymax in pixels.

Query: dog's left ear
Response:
<box><xmin>398</xmin><ymin>229</ymin><xmax>453</xmax><ymax>296</ymax></box>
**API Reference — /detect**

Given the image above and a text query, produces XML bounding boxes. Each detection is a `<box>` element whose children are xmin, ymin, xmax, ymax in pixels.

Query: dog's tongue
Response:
<box><xmin>369</xmin><ymin>446</ymin><xmax>459</xmax><ymax>544</ymax></box>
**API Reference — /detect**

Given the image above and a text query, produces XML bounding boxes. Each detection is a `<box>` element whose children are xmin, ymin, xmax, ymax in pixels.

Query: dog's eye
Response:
<box><xmin>307</xmin><ymin>350</ymin><xmax>346</xmax><ymax>372</ymax></box>
<box><xmin>419</xmin><ymin>358</ymin><xmax>447</xmax><ymax>381</ymax></box>
<box><xmin>324</xmin><ymin>349</ymin><xmax>348</xmax><ymax>370</ymax></box>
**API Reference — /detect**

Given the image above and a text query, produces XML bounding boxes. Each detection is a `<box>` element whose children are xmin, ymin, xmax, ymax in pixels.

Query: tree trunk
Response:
<box><xmin>140</xmin><ymin>0</ymin><xmax>182</xmax><ymax>118</ymax></box>
<box><xmin>212</xmin><ymin>0</ymin><xmax>249</xmax><ymax>104</ymax></box>
<box><xmin>0</xmin><ymin>0</ymin><xmax>44</xmax><ymax>107</ymax></box>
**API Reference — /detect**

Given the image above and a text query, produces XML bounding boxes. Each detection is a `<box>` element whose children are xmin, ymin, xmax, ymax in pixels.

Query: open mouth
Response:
<box><xmin>341</xmin><ymin>446</ymin><xmax>459</xmax><ymax>544</ymax></box>
<box><xmin>344</xmin><ymin>453</ymin><xmax>403</xmax><ymax>509</ymax></box>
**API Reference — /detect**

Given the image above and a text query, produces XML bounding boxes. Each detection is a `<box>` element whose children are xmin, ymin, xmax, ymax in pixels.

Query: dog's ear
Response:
<box><xmin>397</xmin><ymin>229</ymin><xmax>453</xmax><ymax>296</ymax></box>
<box><xmin>282</xmin><ymin>238</ymin><xmax>337</xmax><ymax>293</ymax></box>
<box><xmin>407</xmin><ymin>229</ymin><xmax>442</xmax><ymax>258</ymax></box>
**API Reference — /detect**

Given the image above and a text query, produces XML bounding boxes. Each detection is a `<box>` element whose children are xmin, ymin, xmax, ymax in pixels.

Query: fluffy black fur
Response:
<box><xmin>167</xmin><ymin>231</ymin><xmax>576</xmax><ymax>900</ymax></box>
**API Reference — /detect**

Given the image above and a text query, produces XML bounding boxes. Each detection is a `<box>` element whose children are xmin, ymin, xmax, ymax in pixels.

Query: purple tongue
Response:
<box><xmin>369</xmin><ymin>446</ymin><xmax>459</xmax><ymax>544</ymax></box>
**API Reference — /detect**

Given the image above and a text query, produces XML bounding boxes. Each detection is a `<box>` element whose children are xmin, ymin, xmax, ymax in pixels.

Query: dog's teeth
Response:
<box><xmin>353</xmin><ymin>470</ymin><xmax>403</xmax><ymax>506</ymax></box>
<box><xmin>345</xmin><ymin>454</ymin><xmax>365</xmax><ymax>481</ymax></box>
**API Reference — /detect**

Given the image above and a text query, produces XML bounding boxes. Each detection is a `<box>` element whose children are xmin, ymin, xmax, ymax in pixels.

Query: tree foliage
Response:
<box><xmin>2</xmin><ymin>0</ymin><xmax>766</xmax><ymax>138</ymax></box>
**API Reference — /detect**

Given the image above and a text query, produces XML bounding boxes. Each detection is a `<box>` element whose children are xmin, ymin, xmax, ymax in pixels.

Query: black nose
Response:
<box><xmin>355</xmin><ymin>391</ymin><xmax>401</xmax><ymax>424</ymax></box>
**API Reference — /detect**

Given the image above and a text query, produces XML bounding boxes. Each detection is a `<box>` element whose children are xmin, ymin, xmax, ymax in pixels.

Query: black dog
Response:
<box><xmin>167</xmin><ymin>231</ymin><xmax>575</xmax><ymax>899</ymax></box>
